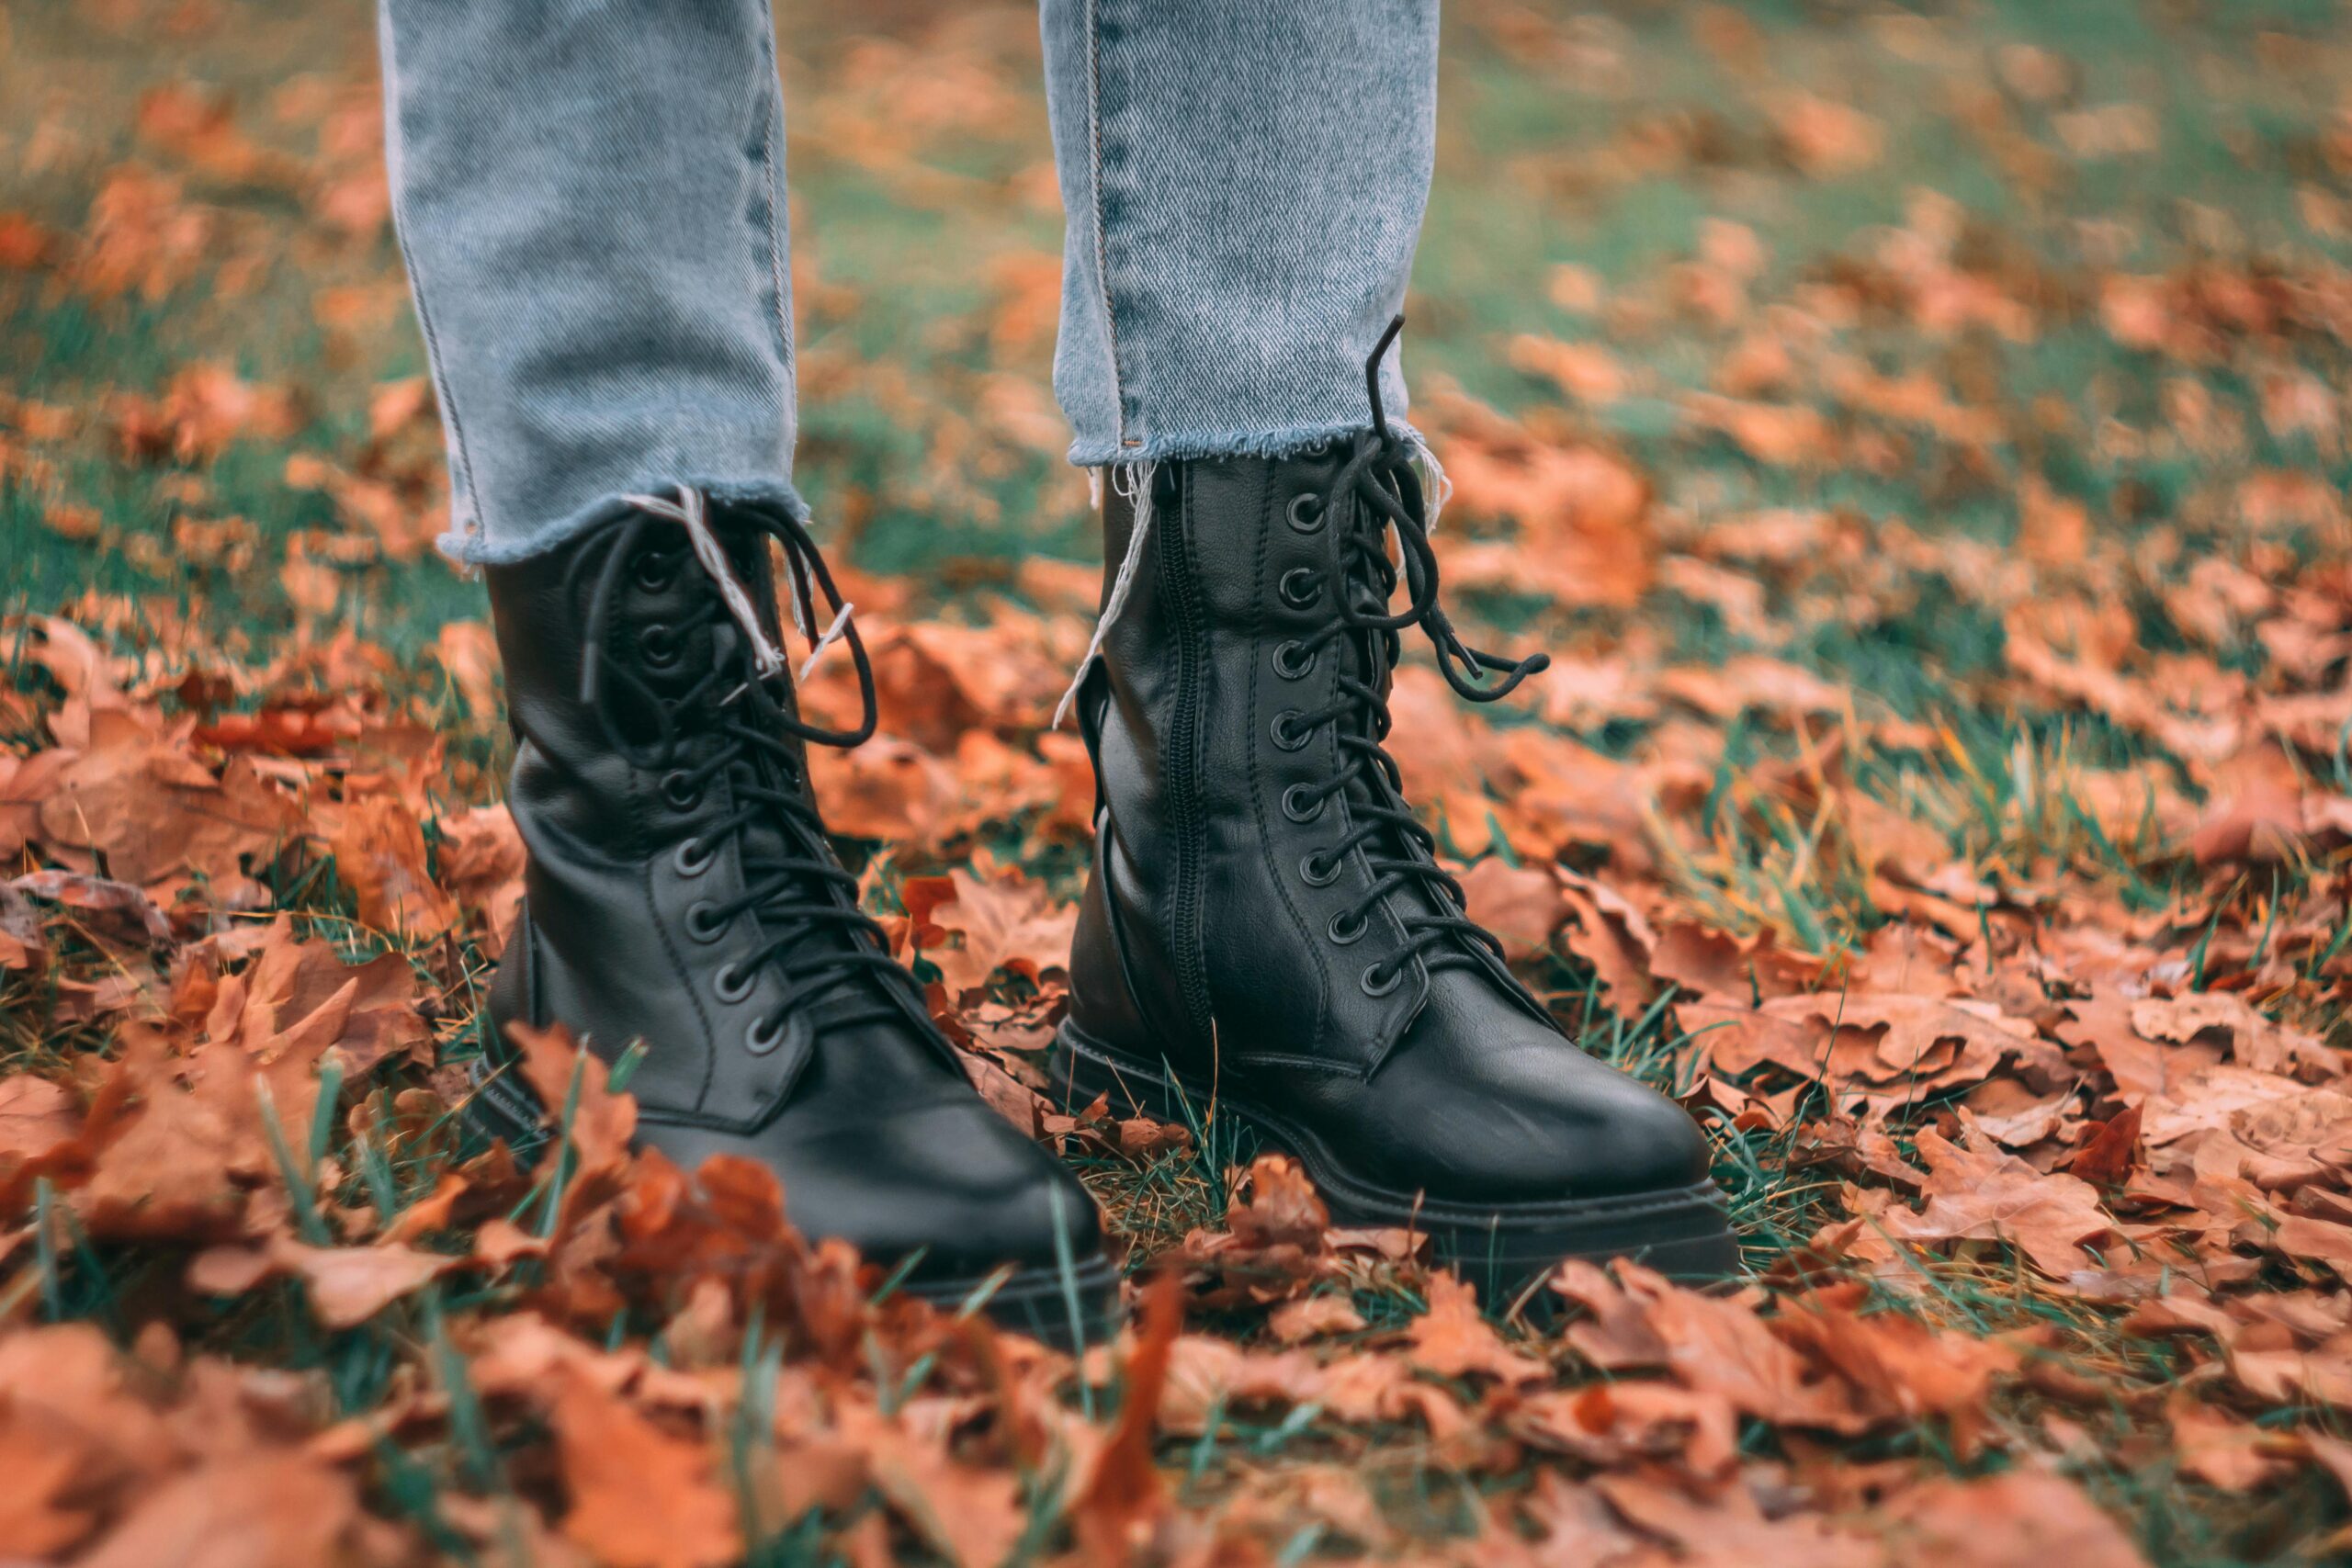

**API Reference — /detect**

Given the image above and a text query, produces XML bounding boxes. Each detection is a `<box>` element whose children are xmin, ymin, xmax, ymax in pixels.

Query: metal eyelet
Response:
<box><xmin>1271</xmin><ymin>710</ymin><xmax>1312</xmax><ymax>750</ymax></box>
<box><xmin>661</xmin><ymin>772</ymin><xmax>703</xmax><ymax>811</ymax></box>
<box><xmin>634</xmin><ymin>552</ymin><xmax>680</xmax><ymax>592</ymax></box>
<box><xmin>1286</xmin><ymin>491</ymin><xmax>1326</xmax><ymax>532</ymax></box>
<box><xmin>673</xmin><ymin>838</ymin><xmax>714</xmax><ymax>877</ymax></box>
<box><xmin>1273</xmin><ymin>640</ymin><xmax>1315</xmax><ymax>679</ymax></box>
<box><xmin>714</xmin><ymin>963</ymin><xmax>754</xmax><ymax>1003</ymax></box>
<box><xmin>1282</xmin><ymin>784</ymin><xmax>1326</xmax><ymax>824</ymax></box>
<box><xmin>745</xmin><ymin>1015</ymin><xmax>784</xmax><ymax>1055</ymax></box>
<box><xmin>1278</xmin><ymin>567</ymin><xmax>1321</xmax><ymax>609</ymax></box>
<box><xmin>1361</xmin><ymin>962</ymin><xmax>1403</xmax><ymax>997</ymax></box>
<box><xmin>639</xmin><ymin>624</ymin><xmax>682</xmax><ymax>670</ymax></box>
<box><xmin>1300</xmin><ymin>852</ymin><xmax>1340</xmax><ymax>887</ymax></box>
<box><xmin>1329</xmin><ymin>909</ymin><xmax>1368</xmax><ymax>945</ymax></box>
<box><xmin>685</xmin><ymin>901</ymin><xmax>728</xmax><ymax>942</ymax></box>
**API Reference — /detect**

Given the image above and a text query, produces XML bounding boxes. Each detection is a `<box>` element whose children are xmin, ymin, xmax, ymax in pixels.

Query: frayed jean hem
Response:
<box><xmin>1064</xmin><ymin>418</ymin><xmax>1426</xmax><ymax>469</ymax></box>
<box><xmin>435</xmin><ymin>475</ymin><xmax>812</xmax><ymax>567</ymax></box>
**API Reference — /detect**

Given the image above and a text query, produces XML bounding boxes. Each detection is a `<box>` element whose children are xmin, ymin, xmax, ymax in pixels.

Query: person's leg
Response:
<box><xmin>379</xmin><ymin>0</ymin><xmax>802</xmax><ymax>561</ymax></box>
<box><xmin>1038</xmin><ymin>0</ymin><xmax>1431</xmax><ymax>463</ymax></box>
<box><xmin>1040</xmin><ymin>0</ymin><xmax>1736</xmax><ymax>1284</ymax></box>
<box><xmin>379</xmin><ymin>0</ymin><xmax>1113</xmax><ymax>1342</ymax></box>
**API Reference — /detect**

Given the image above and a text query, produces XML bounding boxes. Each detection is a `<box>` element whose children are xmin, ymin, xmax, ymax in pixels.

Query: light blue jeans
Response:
<box><xmin>378</xmin><ymin>1</ymin><xmax>1438</xmax><ymax>563</ymax></box>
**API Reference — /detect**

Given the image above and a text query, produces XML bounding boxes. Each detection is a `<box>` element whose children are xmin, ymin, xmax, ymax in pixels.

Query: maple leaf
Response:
<box><xmin>905</xmin><ymin>865</ymin><xmax>1077</xmax><ymax>999</ymax></box>
<box><xmin>507</xmin><ymin>1020</ymin><xmax>638</xmax><ymax>1179</ymax></box>
<box><xmin>31</xmin><ymin>705</ymin><xmax>300</xmax><ymax>895</ymax></box>
<box><xmin>433</xmin><ymin>801</ymin><xmax>526</xmax><ymax>954</ymax></box>
<box><xmin>329</xmin><ymin>788</ymin><xmax>458</xmax><ymax>940</ymax></box>
<box><xmin>1455</xmin><ymin>856</ymin><xmax>1563</xmax><ymax>962</ymax></box>
<box><xmin>1692</xmin><ymin>993</ymin><xmax>2038</xmax><ymax>1118</ymax></box>
<box><xmin>1408</xmin><ymin>1275</ymin><xmax>1548</xmax><ymax>1384</ymax></box>
<box><xmin>1864</xmin><ymin>1128</ymin><xmax>2115</xmax><ymax>1278</ymax></box>
<box><xmin>53</xmin><ymin>920</ymin><xmax>425</xmax><ymax>1242</ymax></box>
<box><xmin>1556</xmin><ymin>868</ymin><xmax>1658</xmax><ymax>1007</ymax></box>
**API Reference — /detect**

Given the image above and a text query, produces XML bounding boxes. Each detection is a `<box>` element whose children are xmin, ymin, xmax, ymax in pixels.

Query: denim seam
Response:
<box><xmin>752</xmin><ymin>31</ymin><xmax>795</xmax><ymax>400</ymax></box>
<box><xmin>1083</xmin><ymin>0</ymin><xmax>1136</xmax><ymax>446</ymax></box>
<box><xmin>378</xmin><ymin>5</ymin><xmax>487</xmax><ymax>551</ymax></box>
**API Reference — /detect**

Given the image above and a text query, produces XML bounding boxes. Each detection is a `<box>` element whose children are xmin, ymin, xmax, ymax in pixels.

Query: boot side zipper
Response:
<box><xmin>1154</xmin><ymin>470</ymin><xmax>1217</xmax><ymax>1052</ymax></box>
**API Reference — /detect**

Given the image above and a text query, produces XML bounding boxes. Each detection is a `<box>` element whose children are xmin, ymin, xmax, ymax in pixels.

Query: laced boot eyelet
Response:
<box><xmin>639</xmin><ymin>623</ymin><xmax>682</xmax><ymax>671</ymax></box>
<box><xmin>1329</xmin><ymin>909</ymin><xmax>1368</xmax><ymax>945</ymax></box>
<box><xmin>1282</xmin><ymin>784</ymin><xmax>1326</xmax><ymax>823</ymax></box>
<box><xmin>685</xmin><ymin>900</ymin><xmax>729</xmax><ymax>942</ymax></box>
<box><xmin>661</xmin><ymin>771</ymin><xmax>704</xmax><ymax>811</ymax></box>
<box><xmin>714</xmin><ymin>962</ymin><xmax>755</xmax><ymax>1003</ymax></box>
<box><xmin>1273</xmin><ymin>640</ymin><xmax>1315</xmax><ymax>679</ymax></box>
<box><xmin>1286</xmin><ymin>491</ymin><xmax>1326</xmax><ymax>532</ymax></box>
<box><xmin>1300</xmin><ymin>852</ymin><xmax>1340</xmax><ymax>886</ymax></box>
<box><xmin>1271</xmin><ymin>709</ymin><xmax>1312</xmax><ymax>750</ymax></box>
<box><xmin>673</xmin><ymin>837</ymin><xmax>714</xmax><ymax>877</ymax></box>
<box><xmin>1361</xmin><ymin>962</ymin><xmax>1403</xmax><ymax>997</ymax></box>
<box><xmin>633</xmin><ymin>551</ymin><xmax>680</xmax><ymax>592</ymax></box>
<box><xmin>1278</xmin><ymin>567</ymin><xmax>1322</xmax><ymax>609</ymax></box>
<box><xmin>745</xmin><ymin>1015</ymin><xmax>785</xmax><ymax>1055</ymax></box>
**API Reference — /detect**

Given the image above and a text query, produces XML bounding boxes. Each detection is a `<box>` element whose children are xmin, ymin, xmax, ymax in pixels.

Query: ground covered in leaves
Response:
<box><xmin>6</xmin><ymin>0</ymin><xmax>2352</xmax><ymax>1562</ymax></box>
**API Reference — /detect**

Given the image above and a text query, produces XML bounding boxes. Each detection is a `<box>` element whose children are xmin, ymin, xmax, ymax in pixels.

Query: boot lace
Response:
<box><xmin>571</xmin><ymin>497</ymin><xmax>910</xmax><ymax>1036</ymax></box>
<box><xmin>1278</xmin><ymin>319</ymin><xmax>1550</xmax><ymax>996</ymax></box>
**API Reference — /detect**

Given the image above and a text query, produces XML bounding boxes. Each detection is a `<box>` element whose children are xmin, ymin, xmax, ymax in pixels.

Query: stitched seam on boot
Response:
<box><xmin>1244</xmin><ymin>461</ymin><xmax>1331</xmax><ymax>1059</ymax></box>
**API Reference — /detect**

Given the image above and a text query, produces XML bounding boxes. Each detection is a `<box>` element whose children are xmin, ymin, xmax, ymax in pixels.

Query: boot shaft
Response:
<box><xmin>485</xmin><ymin>510</ymin><xmax>810</xmax><ymax>861</ymax></box>
<box><xmin>481</xmin><ymin>499</ymin><xmax>926</xmax><ymax>1129</ymax></box>
<box><xmin>1073</xmin><ymin>448</ymin><xmax>1539</xmax><ymax>1077</ymax></box>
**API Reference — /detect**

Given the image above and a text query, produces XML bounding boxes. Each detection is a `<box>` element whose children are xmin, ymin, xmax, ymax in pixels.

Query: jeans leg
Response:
<box><xmin>379</xmin><ymin>0</ymin><xmax>801</xmax><ymax>564</ymax></box>
<box><xmin>1038</xmin><ymin>0</ymin><xmax>1439</xmax><ymax>468</ymax></box>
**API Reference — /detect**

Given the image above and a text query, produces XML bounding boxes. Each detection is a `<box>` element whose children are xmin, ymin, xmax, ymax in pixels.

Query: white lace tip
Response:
<box><xmin>1050</xmin><ymin>662</ymin><xmax>1089</xmax><ymax>731</ymax></box>
<box><xmin>628</xmin><ymin>484</ymin><xmax>793</xmax><ymax>679</ymax></box>
<box><xmin>797</xmin><ymin>602</ymin><xmax>854</xmax><ymax>682</ymax></box>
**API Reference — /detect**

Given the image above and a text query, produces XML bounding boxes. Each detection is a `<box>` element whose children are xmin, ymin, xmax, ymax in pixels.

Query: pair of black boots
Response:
<box><xmin>472</xmin><ymin>423</ymin><xmax>1734</xmax><ymax>1344</ymax></box>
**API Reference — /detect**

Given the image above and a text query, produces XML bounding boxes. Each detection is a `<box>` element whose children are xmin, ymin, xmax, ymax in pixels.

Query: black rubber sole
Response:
<box><xmin>1049</xmin><ymin>1021</ymin><xmax>1741</xmax><ymax>1301</ymax></box>
<box><xmin>461</xmin><ymin>1053</ymin><xmax>1125</xmax><ymax>1351</ymax></box>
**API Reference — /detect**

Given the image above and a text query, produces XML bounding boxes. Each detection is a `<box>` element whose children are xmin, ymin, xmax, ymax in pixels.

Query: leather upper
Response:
<box><xmin>484</xmin><ymin>505</ymin><xmax>1103</xmax><ymax>1277</ymax></box>
<box><xmin>1069</xmin><ymin>452</ymin><xmax>1713</xmax><ymax>1204</ymax></box>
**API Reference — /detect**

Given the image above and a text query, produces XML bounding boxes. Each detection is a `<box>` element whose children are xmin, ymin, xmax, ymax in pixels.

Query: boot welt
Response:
<box><xmin>1049</xmin><ymin>1021</ymin><xmax>1740</xmax><ymax>1295</ymax></box>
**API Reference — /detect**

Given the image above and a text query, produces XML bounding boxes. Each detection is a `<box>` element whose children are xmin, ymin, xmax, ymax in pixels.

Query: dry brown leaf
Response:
<box><xmin>550</xmin><ymin>1368</ymin><xmax>740</xmax><ymax>1568</ymax></box>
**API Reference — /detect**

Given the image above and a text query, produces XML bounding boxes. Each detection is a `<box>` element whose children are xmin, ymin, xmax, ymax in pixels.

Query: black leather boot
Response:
<box><xmin>1053</xmin><ymin>342</ymin><xmax>1736</xmax><ymax>1290</ymax></box>
<box><xmin>470</xmin><ymin>492</ymin><xmax>1116</xmax><ymax>1344</ymax></box>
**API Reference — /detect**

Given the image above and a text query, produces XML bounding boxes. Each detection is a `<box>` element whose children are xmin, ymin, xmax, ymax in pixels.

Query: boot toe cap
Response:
<box><xmin>1371</xmin><ymin>1072</ymin><xmax>1711</xmax><ymax>1206</ymax></box>
<box><xmin>642</xmin><ymin>1098</ymin><xmax>1105</xmax><ymax>1281</ymax></box>
<box><xmin>1351</xmin><ymin>1000</ymin><xmax>1716</xmax><ymax>1208</ymax></box>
